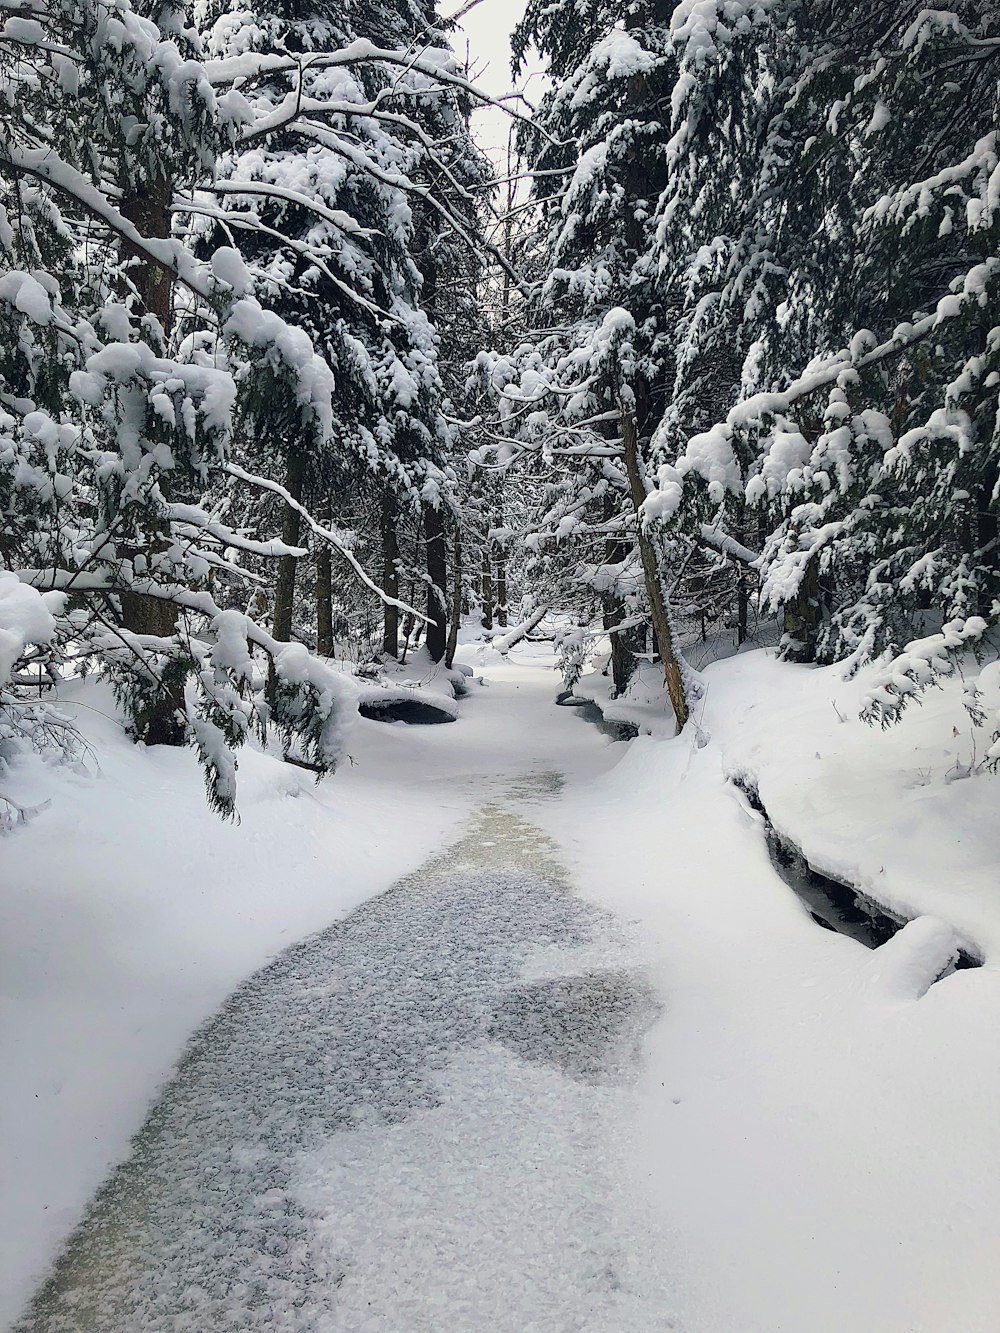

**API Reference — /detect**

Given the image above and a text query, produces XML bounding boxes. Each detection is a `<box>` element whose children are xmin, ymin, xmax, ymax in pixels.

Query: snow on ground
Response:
<box><xmin>543</xmin><ymin>646</ymin><xmax>1000</xmax><ymax>1333</ymax></box>
<box><xmin>18</xmin><ymin>805</ymin><xmax>671</xmax><ymax>1332</ymax></box>
<box><xmin>706</xmin><ymin>648</ymin><xmax>1000</xmax><ymax>957</ymax></box>
<box><xmin>4</xmin><ymin>635</ymin><xmax>1000</xmax><ymax>1331</ymax></box>
<box><xmin>0</xmin><ymin>643</ymin><xmax>616</xmax><ymax>1330</ymax></box>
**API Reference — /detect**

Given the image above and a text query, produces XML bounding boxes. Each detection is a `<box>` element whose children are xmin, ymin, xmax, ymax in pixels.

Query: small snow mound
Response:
<box><xmin>868</xmin><ymin>916</ymin><xmax>961</xmax><ymax>1001</ymax></box>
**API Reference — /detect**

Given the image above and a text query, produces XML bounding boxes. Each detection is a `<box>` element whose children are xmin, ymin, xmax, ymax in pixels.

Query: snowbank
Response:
<box><xmin>707</xmin><ymin>648</ymin><xmax>1000</xmax><ymax>958</ymax></box>
<box><xmin>541</xmin><ymin>645</ymin><xmax>1000</xmax><ymax>1333</ymax></box>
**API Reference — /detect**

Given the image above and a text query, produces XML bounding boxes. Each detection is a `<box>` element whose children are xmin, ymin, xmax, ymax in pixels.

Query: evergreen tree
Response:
<box><xmin>0</xmin><ymin>0</ymin><xmax>491</xmax><ymax>811</ymax></box>
<box><xmin>644</xmin><ymin>0</ymin><xmax>999</xmax><ymax>715</ymax></box>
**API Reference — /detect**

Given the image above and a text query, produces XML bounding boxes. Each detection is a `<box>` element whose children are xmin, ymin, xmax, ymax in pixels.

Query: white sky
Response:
<box><xmin>445</xmin><ymin>0</ymin><xmax>546</xmax><ymax>169</ymax></box>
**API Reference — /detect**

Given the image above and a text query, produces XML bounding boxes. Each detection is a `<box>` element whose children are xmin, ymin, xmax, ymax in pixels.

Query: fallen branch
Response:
<box><xmin>491</xmin><ymin>606</ymin><xmax>548</xmax><ymax>655</ymax></box>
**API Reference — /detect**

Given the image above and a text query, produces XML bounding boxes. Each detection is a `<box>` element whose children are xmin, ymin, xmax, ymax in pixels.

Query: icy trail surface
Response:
<box><xmin>17</xmin><ymin>790</ymin><xmax>671</xmax><ymax>1332</ymax></box>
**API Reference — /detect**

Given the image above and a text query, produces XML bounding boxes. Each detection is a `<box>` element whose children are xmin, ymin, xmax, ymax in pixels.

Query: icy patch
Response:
<box><xmin>17</xmin><ymin>806</ymin><xmax>672</xmax><ymax>1332</ymax></box>
<box><xmin>488</xmin><ymin>970</ymin><xmax>659</xmax><ymax>1082</ymax></box>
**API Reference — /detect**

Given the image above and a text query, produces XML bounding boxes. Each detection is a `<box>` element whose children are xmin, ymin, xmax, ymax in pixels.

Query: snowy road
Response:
<box><xmin>17</xmin><ymin>786</ymin><xmax>672</xmax><ymax>1332</ymax></box>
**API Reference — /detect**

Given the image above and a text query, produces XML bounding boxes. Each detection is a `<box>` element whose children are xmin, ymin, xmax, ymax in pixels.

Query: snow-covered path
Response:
<box><xmin>7</xmin><ymin>643</ymin><xmax>1000</xmax><ymax>1332</ymax></box>
<box><xmin>14</xmin><ymin>660</ymin><xmax>675</xmax><ymax>1332</ymax></box>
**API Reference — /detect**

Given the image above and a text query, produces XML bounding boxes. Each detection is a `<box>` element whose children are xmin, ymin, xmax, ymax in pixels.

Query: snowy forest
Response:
<box><xmin>2</xmin><ymin>0</ymin><xmax>999</xmax><ymax>1329</ymax></box>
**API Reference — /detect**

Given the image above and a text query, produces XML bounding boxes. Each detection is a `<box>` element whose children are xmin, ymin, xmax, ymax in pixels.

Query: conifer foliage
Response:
<box><xmin>0</xmin><ymin>0</ymin><xmax>488</xmax><ymax>813</ymax></box>
<box><xmin>481</xmin><ymin>0</ymin><xmax>999</xmax><ymax>736</ymax></box>
<box><xmin>3</xmin><ymin>0</ymin><xmax>998</xmax><ymax>814</ymax></box>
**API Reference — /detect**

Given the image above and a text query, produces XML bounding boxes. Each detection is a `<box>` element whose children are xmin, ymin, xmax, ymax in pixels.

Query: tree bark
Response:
<box><xmin>495</xmin><ymin>541</ymin><xmax>508</xmax><ymax>627</ymax></box>
<box><xmin>381</xmin><ymin>492</ymin><xmax>400</xmax><ymax>659</ymax></box>
<box><xmin>117</xmin><ymin>174</ymin><xmax>184</xmax><ymax>745</ymax></box>
<box><xmin>737</xmin><ymin>574</ymin><xmax>749</xmax><ymax>647</ymax></box>
<box><xmin>315</xmin><ymin>497</ymin><xmax>333</xmax><ymax>658</ymax></box>
<box><xmin>782</xmin><ymin>552</ymin><xmax>820</xmax><ymax>662</ymax></box>
<box><xmin>273</xmin><ymin>449</ymin><xmax>306</xmax><ymax>645</ymax></box>
<box><xmin>602</xmin><ymin>490</ymin><xmax>641</xmax><ymax>696</ymax></box>
<box><xmin>481</xmin><ymin>558</ymin><xmax>494</xmax><ymax>632</ymax></box>
<box><xmin>620</xmin><ymin>401</ymin><xmax>689</xmax><ymax>729</ymax></box>
<box><xmin>445</xmin><ymin>532</ymin><xmax>462</xmax><ymax>669</ymax></box>
<box><xmin>423</xmin><ymin>501</ymin><xmax>448</xmax><ymax>663</ymax></box>
<box><xmin>120</xmin><ymin>174</ymin><xmax>172</xmax><ymax>343</ymax></box>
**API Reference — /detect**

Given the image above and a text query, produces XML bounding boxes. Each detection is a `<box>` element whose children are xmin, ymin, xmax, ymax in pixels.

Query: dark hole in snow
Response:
<box><xmin>570</xmin><ymin>699</ymin><xmax>639</xmax><ymax>742</ymax></box>
<box><xmin>359</xmin><ymin>698</ymin><xmax>455</xmax><ymax>725</ymax></box>
<box><xmin>555</xmin><ymin>689</ymin><xmax>588</xmax><ymax>706</ymax></box>
<box><xmin>736</xmin><ymin>781</ymin><xmax>982</xmax><ymax>970</ymax></box>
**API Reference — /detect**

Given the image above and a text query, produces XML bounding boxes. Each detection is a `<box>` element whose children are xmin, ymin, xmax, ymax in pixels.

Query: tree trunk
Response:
<box><xmin>381</xmin><ymin>492</ymin><xmax>400</xmax><ymax>659</ymax></box>
<box><xmin>737</xmin><ymin>574</ymin><xmax>749</xmax><ymax>647</ymax></box>
<box><xmin>399</xmin><ymin>570</ymin><xmax>418</xmax><ymax>664</ymax></box>
<box><xmin>495</xmin><ymin>541</ymin><xmax>508</xmax><ymax>627</ymax></box>
<box><xmin>481</xmin><ymin>559</ymin><xmax>494</xmax><ymax>632</ymax></box>
<box><xmin>117</xmin><ymin>588</ymin><xmax>186</xmax><ymax>745</ymax></box>
<box><xmin>602</xmin><ymin>490</ymin><xmax>640</xmax><ymax>696</ymax></box>
<box><xmin>315</xmin><ymin>497</ymin><xmax>333</xmax><ymax>658</ymax></box>
<box><xmin>445</xmin><ymin>532</ymin><xmax>462</xmax><ymax>669</ymax></box>
<box><xmin>494</xmin><ymin>498</ymin><xmax>509</xmax><ymax>628</ymax></box>
<box><xmin>620</xmin><ymin>401</ymin><xmax>689</xmax><ymax>729</ymax></box>
<box><xmin>782</xmin><ymin>553</ymin><xmax>820</xmax><ymax>662</ymax></box>
<box><xmin>976</xmin><ymin>468</ymin><xmax>999</xmax><ymax>614</ymax></box>
<box><xmin>424</xmin><ymin>501</ymin><xmax>447</xmax><ymax>663</ymax></box>
<box><xmin>273</xmin><ymin>449</ymin><xmax>306</xmax><ymax>645</ymax></box>
<box><xmin>120</xmin><ymin>175</ymin><xmax>172</xmax><ymax>343</ymax></box>
<box><xmin>118</xmin><ymin>174</ymin><xmax>184</xmax><ymax>746</ymax></box>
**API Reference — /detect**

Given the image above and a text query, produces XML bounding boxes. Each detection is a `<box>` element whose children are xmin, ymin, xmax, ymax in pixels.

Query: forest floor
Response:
<box><xmin>3</xmin><ymin>638</ymin><xmax>1000</xmax><ymax>1331</ymax></box>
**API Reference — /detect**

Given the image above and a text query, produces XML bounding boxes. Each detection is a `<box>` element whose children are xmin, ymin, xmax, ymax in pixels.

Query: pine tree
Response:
<box><xmin>0</xmin><ymin>0</ymin><xmax>491</xmax><ymax>811</ymax></box>
<box><xmin>477</xmin><ymin>1</ymin><xmax>695</xmax><ymax>724</ymax></box>
<box><xmin>642</xmin><ymin>0</ymin><xmax>999</xmax><ymax>709</ymax></box>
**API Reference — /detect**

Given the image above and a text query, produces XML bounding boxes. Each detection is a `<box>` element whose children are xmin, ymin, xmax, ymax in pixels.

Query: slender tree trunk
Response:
<box><xmin>399</xmin><ymin>614</ymin><xmax>414</xmax><ymax>665</ymax></box>
<box><xmin>315</xmin><ymin>497</ymin><xmax>333</xmax><ymax>658</ymax></box>
<box><xmin>445</xmin><ymin>532</ymin><xmax>462</xmax><ymax>669</ymax></box>
<box><xmin>424</xmin><ymin>501</ymin><xmax>447</xmax><ymax>663</ymax></box>
<box><xmin>118</xmin><ymin>174</ymin><xmax>184</xmax><ymax>746</ymax></box>
<box><xmin>620</xmin><ymin>401</ymin><xmax>689</xmax><ymax>729</ymax></box>
<box><xmin>976</xmin><ymin>468</ymin><xmax>999</xmax><ymax>614</ymax></box>
<box><xmin>737</xmin><ymin>574</ymin><xmax>749</xmax><ymax>647</ymax></box>
<box><xmin>481</xmin><ymin>558</ymin><xmax>494</xmax><ymax>632</ymax></box>
<box><xmin>495</xmin><ymin>540</ymin><xmax>508</xmax><ymax>627</ymax></box>
<box><xmin>273</xmin><ymin>449</ymin><xmax>306</xmax><ymax>645</ymax></box>
<box><xmin>381</xmin><ymin>492</ymin><xmax>400</xmax><ymax>659</ymax></box>
<box><xmin>602</xmin><ymin>490</ymin><xmax>639</xmax><ymax>696</ymax></box>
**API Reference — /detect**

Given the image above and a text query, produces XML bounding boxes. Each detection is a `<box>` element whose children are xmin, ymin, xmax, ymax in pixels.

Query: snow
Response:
<box><xmin>0</xmin><ymin>272</ymin><xmax>53</xmax><ymax>324</ymax></box>
<box><xmin>210</xmin><ymin>244</ymin><xmax>252</xmax><ymax>296</ymax></box>
<box><xmin>0</xmin><ymin>574</ymin><xmax>54</xmax><ymax>685</ymax></box>
<box><xmin>541</xmin><ymin>647</ymin><xmax>1000</xmax><ymax>1333</ymax></box>
<box><xmin>0</xmin><ymin>680</ymin><xmax>464</xmax><ymax>1328</ymax></box>
<box><xmin>705</xmin><ymin>647</ymin><xmax>1000</xmax><ymax>958</ymax></box>
<box><xmin>4</xmin><ymin>640</ymin><xmax>1000</xmax><ymax>1330</ymax></box>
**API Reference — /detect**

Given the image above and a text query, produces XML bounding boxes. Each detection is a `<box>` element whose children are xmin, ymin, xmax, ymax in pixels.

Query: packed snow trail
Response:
<box><xmin>17</xmin><ymin>789</ymin><xmax>672</xmax><ymax>1332</ymax></box>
